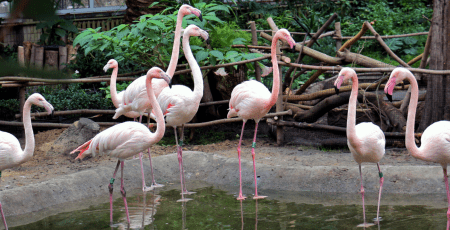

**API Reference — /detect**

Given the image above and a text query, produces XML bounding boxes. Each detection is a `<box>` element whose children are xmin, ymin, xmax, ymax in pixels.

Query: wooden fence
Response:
<box><xmin>0</xmin><ymin>15</ymin><xmax>435</xmax><ymax>145</ymax></box>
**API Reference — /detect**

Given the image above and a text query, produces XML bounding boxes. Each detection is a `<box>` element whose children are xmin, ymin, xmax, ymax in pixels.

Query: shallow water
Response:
<box><xmin>9</xmin><ymin>186</ymin><xmax>449</xmax><ymax>230</ymax></box>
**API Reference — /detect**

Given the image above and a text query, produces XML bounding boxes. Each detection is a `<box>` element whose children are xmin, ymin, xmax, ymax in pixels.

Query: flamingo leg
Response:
<box><xmin>120</xmin><ymin>161</ymin><xmax>130</xmax><ymax>226</ymax></box>
<box><xmin>136</xmin><ymin>115</ymin><xmax>151</xmax><ymax>191</ymax></box>
<box><xmin>375</xmin><ymin>163</ymin><xmax>384</xmax><ymax>224</ymax></box>
<box><xmin>237</xmin><ymin>121</ymin><xmax>247</xmax><ymax>200</ymax></box>
<box><xmin>109</xmin><ymin>160</ymin><xmax>121</xmax><ymax>225</ymax></box>
<box><xmin>443</xmin><ymin>167</ymin><xmax>450</xmax><ymax>230</ymax></box>
<box><xmin>147</xmin><ymin>113</ymin><xmax>163</xmax><ymax>188</ymax></box>
<box><xmin>356</xmin><ymin>164</ymin><xmax>375</xmax><ymax>228</ymax></box>
<box><xmin>252</xmin><ymin>122</ymin><xmax>266</xmax><ymax>200</ymax></box>
<box><xmin>0</xmin><ymin>201</ymin><xmax>6</xmax><ymax>230</ymax></box>
<box><xmin>175</xmin><ymin>127</ymin><xmax>192</xmax><ymax>202</ymax></box>
<box><xmin>0</xmin><ymin>172</ymin><xmax>8</xmax><ymax>230</ymax></box>
<box><xmin>180</xmin><ymin>125</ymin><xmax>195</xmax><ymax>195</ymax></box>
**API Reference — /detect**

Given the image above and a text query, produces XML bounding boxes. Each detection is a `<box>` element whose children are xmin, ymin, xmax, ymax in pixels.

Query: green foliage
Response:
<box><xmin>29</xmin><ymin>84</ymin><xmax>113</xmax><ymax>113</ymax></box>
<box><xmin>0</xmin><ymin>98</ymin><xmax>20</xmax><ymax>120</ymax></box>
<box><xmin>37</xmin><ymin>18</ymin><xmax>78</xmax><ymax>46</ymax></box>
<box><xmin>99</xmin><ymin>81</ymin><xmax>131</xmax><ymax>99</ymax></box>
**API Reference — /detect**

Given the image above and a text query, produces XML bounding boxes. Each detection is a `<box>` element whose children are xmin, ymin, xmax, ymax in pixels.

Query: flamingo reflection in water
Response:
<box><xmin>113</xmin><ymin>190</ymin><xmax>161</xmax><ymax>229</ymax></box>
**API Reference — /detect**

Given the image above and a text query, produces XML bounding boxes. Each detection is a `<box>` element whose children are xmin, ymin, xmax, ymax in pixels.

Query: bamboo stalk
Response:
<box><xmin>365</xmin><ymin>22</ymin><xmax>410</xmax><ymax>67</ymax></box>
<box><xmin>284</xmin><ymin>83</ymin><xmax>405</xmax><ymax>101</ymax></box>
<box><xmin>266</xmin><ymin>119</ymin><xmax>422</xmax><ymax>138</ymax></box>
<box><xmin>337</xmin><ymin>32</ymin><xmax>429</xmax><ymax>40</ymax></box>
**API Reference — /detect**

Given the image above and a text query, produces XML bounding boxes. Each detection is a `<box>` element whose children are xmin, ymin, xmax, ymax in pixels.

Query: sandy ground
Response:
<box><xmin>0</xmin><ymin>126</ymin><xmax>432</xmax><ymax>192</ymax></box>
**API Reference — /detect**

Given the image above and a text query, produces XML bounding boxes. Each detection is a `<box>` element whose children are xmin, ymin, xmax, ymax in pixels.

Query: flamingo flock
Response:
<box><xmin>1</xmin><ymin>4</ymin><xmax>450</xmax><ymax>230</ymax></box>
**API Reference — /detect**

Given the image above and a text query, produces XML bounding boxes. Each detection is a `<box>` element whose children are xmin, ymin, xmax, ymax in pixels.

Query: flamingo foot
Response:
<box><xmin>142</xmin><ymin>186</ymin><xmax>155</xmax><ymax>192</ymax></box>
<box><xmin>373</xmin><ymin>216</ymin><xmax>383</xmax><ymax>224</ymax></box>
<box><xmin>253</xmin><ymin>195</ymin><xmax>267</xmax><ymax>200</ymax></box>
<box><xmin>181</xmin><ymin>190</ymin><xmax>196</xmax><ymax>195</ymax></box>
<box><xmin>177</xmin><ymin>198</ymin><xmax>193</xmax><ymax>202</ymax></box>
<box><xmin>356</xmin><ymin>222</ymin><xmax>375</xmax><ymax>228</ymax></box>
<box><xmin>236</xmin><ymin>194</ymin><xmax>247</xmax><ymax>200</ymax></box>
<box><xmin>151</xmin><ymin>182</ymin><xmax>164</xmax><ymax>188</ymax></box>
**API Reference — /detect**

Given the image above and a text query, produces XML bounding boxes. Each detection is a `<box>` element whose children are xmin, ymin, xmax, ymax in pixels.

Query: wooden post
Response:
<box><xmin>67</xmin><ymin>45</ymin><xmax>77</xmax><ymax>63</ymax></box>
<box><xmin>44</xmin><ymin>50</ymin><xmax>59</xmax><ymax>70</ymax></box>
<box><xmin>267</xmin><ymin>17</ymin><xmax>284</xmax><ymax>145</ymax></box>
<box><xmin>30</xmin><ymin>44</ymin><xmax>36</xmax><ymax>67</ymax></box>
<box><xmin>35</xmin><ymin>46</ymin><xmax>44</xmax><ymax>69</ymax></box>
<box><xmin>335</xmin><ymin>22</ymin><xmax>342</xmax><ymax>51</ymax></box>
<box><xmin>248</xmin><ymin>21</ymin><xmax>261</xmax><ymax>82</ymax></box>
<box><xmin>23</xmin><ymin>41</ymin><xmax>32</xmax><ymax>66</ymax></box>
<box><xmin>18</xmin><ymin>46</ymin><xmax>25</xmax><ymax>66</ymax></box>
<box><xmin>59</xmin><ymin>46</ymin><xmax>67</xmax><ymax>70</ymax></box>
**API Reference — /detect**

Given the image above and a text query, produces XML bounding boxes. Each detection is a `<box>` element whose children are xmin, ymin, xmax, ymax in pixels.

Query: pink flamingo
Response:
<box><xmin>71</xmin><ymin>67</ymin><xmax>170</xmax><ymax>226</ymax></box>
<box><xmin>0</xmin><ymin>93</ymin><xmax>54</xmax><ymax>230</ymax></box>
<box><xmin>107</xmin><ymin>4</ymin><xmax>202</xmax><ymax>191</ymax></box>
<box><xmin>334</xmin><ymin>67</ymin><xmax>385</xmax><ymax>227</ymax></box>
<box><xmin>227</xmin><ymin>29</ymin><xmax>295</xmax><ymax>200</ymax></box>
<box><xmin>385</xmin><ymin>67</ymin><xmax>450</xmax><ymax>230</ymax></box>
<box><xmin>156</xmin><ymin>25</ymin><xmax>209</xmax><ymax>202</ymax></box>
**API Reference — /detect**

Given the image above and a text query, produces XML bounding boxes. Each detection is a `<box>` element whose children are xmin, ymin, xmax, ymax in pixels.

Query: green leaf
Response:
<box><xmin>242</xmin><ymin>53</ymin><xmax>263</xmax><ymax>60</ymax></box>
<box><xmin>190</xmin><ymin>45</ymin><xmax>204</xmax><ymax>51</ymax></box>
<box><xmin>232</xmin><ymin>38</ymin><xmax>247</xmax><ymax>45</ymax></box>
<box><xmin>209</xmin><ymin>50</ymin><xmax>224</xmax><ymax>60</ymax></box>
<box><xmin>203</xmin><ymin>15</ymin><xmax>224</xmax><ymax>24</ymax></box>
<box><xmin>195</xmin><ymin>50</ymin><xmax>209</xmax><ymax>63</ymax></box>
<box><xmin>54</xmin><ymin>28</ymin><xmax>66</xmax><ymax>38</ymax></box>
<box><xmin>148</xmin><ymin>20</ymin><xmax>167</xmax><ymax>29</ymax></box>
<box><xmin>208</xmin><ymin>5</ymin><xmax>230</xmax><ymax>13</ymax></box>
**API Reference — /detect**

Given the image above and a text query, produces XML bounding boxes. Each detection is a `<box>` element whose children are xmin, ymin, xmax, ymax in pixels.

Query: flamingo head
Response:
<box><xmin>103</xmin><ymin>59</ymin><xmax>118</xmax><ymax>72</ymax></box>
<box><xmin>276</xmin><ymin>29</ymin><xmax>296</xmax><ymax>50</ymax></box>
<box><xmin>184</xmin><ymin>24</ymin><xmax>209</xmax><ymax>44</ymax></box>
<box><xmin>180</xmin><ymin>4</ymin><xmax>202</xmax><ymax>21</ymax></box>
<box><xmin>384</xmin><ymin>67</ymin><xmax>410</xmax><ymax>102</ymax></box>
<box><xmin>333</xmin><ymin>67</ymin><xmax>356</xmax><ymax>95</ymax></box>
<box><xmin>147</xmin><ymin>67</ymin><xmax>172</xmax><ymax>88</ymax></box>
<box><xmin>29</xmin><ymin>93</ymin><xmax>54</xmax><ymax>115</ymax></box>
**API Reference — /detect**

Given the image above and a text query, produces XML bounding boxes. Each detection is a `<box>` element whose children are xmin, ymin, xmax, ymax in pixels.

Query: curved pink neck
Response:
<box><xmin>182</xmin><ymin>32</ymin><xmax>203</xmax><ymax>100</ymax></box>
<box><xmin>347</xmin><ymin>74</ymin><xmax>360</xmax><ymax>147</ymax></box>
<box><xmin>267</xmin><ymin>33</ymin><xmax>281</xmax><ymax>107</ymax></box>
<box><xmin>404</xmin><ymin>73</ymin><xmax>424</xmax><ymax>160</ymax></box>
<box><xmin>109</xmin><ymin>66</ymin><xmax>120</xmax><ymax>108</ymax></box>
<box><xmin>166</xmin><ymin>10</ymin><xmax>186</xmax><ymax>77</ymax></box>
<box><xmin>146</xmin><ymin>77</ymin><xmax>165</xmax><ymax>141</ymax></box>
<box><xmin>21</xmin><ymin>99</ymin><xmax>35</xmax><ymax>165</ymax></box>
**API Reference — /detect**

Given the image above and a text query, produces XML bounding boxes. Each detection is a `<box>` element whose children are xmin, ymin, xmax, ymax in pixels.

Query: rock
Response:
<box><xmin>48</xmin><ymin>118</ymin><xmax>100</xmax><ymax>156</ymax></box>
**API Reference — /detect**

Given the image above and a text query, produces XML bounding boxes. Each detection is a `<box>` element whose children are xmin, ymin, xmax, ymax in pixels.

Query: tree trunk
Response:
<box><xmin>419</xmin><ymin>0</ymin><xmax>450</xmax><ymax>131</ymax></box>
<box><xmin>124</xmin><ymin>0</ymin><xmax>164</xmax><ymax>24</ymax></box>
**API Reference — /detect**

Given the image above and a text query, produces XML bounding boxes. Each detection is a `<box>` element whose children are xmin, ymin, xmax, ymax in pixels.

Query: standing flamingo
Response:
<box><xmin>385</xmin><ymin>67</ymin><xmax>450</xmax><ymax>229</ymax></box>
<box><xmin>71</xmin><ymin>67</ymin><xmax>170</xmax><ymax>226</ymax></box>
<box><xmin>334</xmin><ymin>67</ymin><xmax>385</xmax><ymax>227</ymax></box>
<box><xmin>0</xmin><ymin>93</ymin><xmax>54</xmax><ymax>230</ymax></box>
<box><xmin>156</xmin><ymin>25</ymin><xmax>209</xmax><ymax>202</ymax></box>
<box><xmin>108</xmin><ymin>4</ymin><xmax>202</xmax><ymax>191</ymax></box>
<box><xmin>227</xmin><ymin>29</ymin><xmax>295</xmax><ymax>200</ymax></box>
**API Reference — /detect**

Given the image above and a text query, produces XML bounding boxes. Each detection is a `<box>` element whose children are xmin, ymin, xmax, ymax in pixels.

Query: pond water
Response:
<box><xmin>8</xmin><ymin>186</ymin><xmax>449</xmax><ymax>230</ymax></box>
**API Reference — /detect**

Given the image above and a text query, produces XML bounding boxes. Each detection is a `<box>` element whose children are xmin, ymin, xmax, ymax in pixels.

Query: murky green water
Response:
<box><xmin>9</xmin><ymin>186</ymin><xmax>449</xmax><ymax>229</ymax></box>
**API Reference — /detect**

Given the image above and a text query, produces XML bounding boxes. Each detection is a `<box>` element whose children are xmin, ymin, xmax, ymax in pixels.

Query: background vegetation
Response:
<box><xmin>0</xmin><ymin>0</ymin><xmax>433</xmax><ymax>123</ymax></box>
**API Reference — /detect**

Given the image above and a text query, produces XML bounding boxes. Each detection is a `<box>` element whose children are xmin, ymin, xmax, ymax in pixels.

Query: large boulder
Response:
<box><xmin>48</xmin><ymin>118</ymin><xmax>100</xmax><ymax>156</ymax></box>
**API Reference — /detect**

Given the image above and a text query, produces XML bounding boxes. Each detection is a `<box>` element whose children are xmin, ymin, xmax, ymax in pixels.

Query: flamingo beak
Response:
<box><xmin>386</xmin><ymin>94</ymin><xmax>393</xmax><ymax>102</ymax></box>
<box><xmin>103</xmin><ymin>64</ymin><xmax>110</xmax><ymax>73</ymax></box>
<box><xmin>161</xmin><ymin>72</ymin><xmax>172</xmax><ymax>88</ymax></box>
<box><xmin>199</xmin><ymin>13</ymin><xmax>203</xmax><ymax>22</ymax></box>
<box><xmin>334</xmin><ymin>86</ymin><xmax>339</xmax><ymax>95</ymax></box>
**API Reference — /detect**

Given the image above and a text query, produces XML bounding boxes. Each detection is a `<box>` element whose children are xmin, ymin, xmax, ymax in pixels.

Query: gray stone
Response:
<box><xmin>47</xmin><ymin>118</ymin><xmax>100</xmax><ymax>156</ymax></box>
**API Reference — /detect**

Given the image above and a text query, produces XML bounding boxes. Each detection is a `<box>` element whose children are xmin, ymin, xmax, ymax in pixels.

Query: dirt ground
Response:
<box><xmin>0</xmin><ymin>124</ymin><xmax>432</xmax><ymax>193</ymax></box>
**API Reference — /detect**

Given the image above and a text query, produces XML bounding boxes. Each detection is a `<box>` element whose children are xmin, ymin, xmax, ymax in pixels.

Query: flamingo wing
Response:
<box><xmin>157</xmin><ymin>85</ymin><xmax>196</xmax><ymax>126</ymax></box>
<box><xmin>74</xmin><ymin>122</ymin><xmax>151</xmax><ymax>160</ymax></box>
<box><xmin>352</xmin><ymin>122</ymin><xmax>385</xmax><ymax>163</ymax></box>
<box><xmin>228</xmin><ymin>80</ymin><xmax>271</xmax><ymax>119</ymax></box>
<box><xmin>0</xmin><ymin>131</ymin><xmax>22</xmax><ymax>170</ymax></box>
<box><xmin>419</xmin><ymin>121</ymin><xmax>450</xmax><ymax>163</ymax></box>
